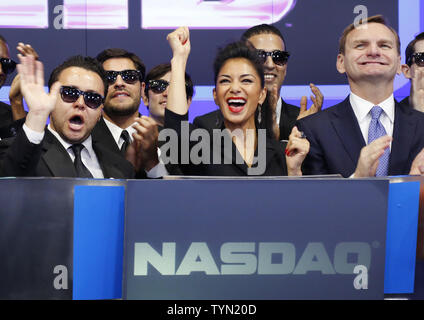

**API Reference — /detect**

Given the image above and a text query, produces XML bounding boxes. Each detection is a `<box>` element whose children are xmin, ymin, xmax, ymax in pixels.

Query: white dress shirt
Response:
<box><xmin>349</xmin><ymin>92</ymin><xmax>394</xmax><ymax>148</ymax></box>
<box><xmin>23</xmin><ymin>123</ymin><xmax>104</xmax><ymax>178</ymax></box>
<box><xmin>275</xmin><ymin>97</ymin><xmax>282</xmax><ymax>126</ymax></box>
<box><xmin>103</xmin><ymin>117</ymin><xmax>168</xmax><ymax>178</ymax></box>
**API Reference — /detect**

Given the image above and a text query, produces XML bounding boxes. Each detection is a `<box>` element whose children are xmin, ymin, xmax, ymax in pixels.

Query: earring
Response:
<box><xmin>257</xmin><ymin>104</ymin><xmax>262</xmax><ymax>124</ymax></box>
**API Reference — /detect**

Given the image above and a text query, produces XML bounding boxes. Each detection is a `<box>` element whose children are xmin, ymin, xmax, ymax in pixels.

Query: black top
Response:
<box><xmin>165</xmin><ymin>108</ymin><xmax>287</xmax><ymax>176</ymax></box>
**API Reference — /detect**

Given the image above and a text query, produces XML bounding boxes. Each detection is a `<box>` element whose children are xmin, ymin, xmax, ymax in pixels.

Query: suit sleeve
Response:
<box><xmin>296</xmin><ymin>118</ymin><xmax>330</xmax><ymax>176</ymax></box>
<box><xmin>0</xmin><ymin>128</ymin><xmax>43</xmax><ymax>177</ymax></box>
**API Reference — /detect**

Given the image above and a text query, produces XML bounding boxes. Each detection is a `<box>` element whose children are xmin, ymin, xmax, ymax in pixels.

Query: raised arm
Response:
<box><xmin>166</xmin><ymin>27</ymin><xmax>191</xmax><ymax>116</ymax></box>
<box><xmin>17</xmin><ymin>54</ymin><xmax>60</xmax><ymax>133</ymax></box>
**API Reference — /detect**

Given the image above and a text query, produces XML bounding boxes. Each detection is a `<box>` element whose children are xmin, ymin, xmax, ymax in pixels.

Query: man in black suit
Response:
<box><xmin>94</xmin><ymin>48</ymin><xmax>166</xmax><ymax>178</ymax></box>
<box><xmin>400</xmin><ymin>32</ymin><xmax>424</xmax><ymax>111</ymax></box>
<box><xmin>0</xmin><ymin>55</ymin><xmax>134</xmax><ymax>178</ymax></box>
<box><xmin>297</xmin><ymin>15</ymin><xmax>424</xmax><ymax>177</ymax></box>
<box><xmin>193</xmin><ymin>24</ymin><xmax>323</xmax><ymax>141</ymax></box>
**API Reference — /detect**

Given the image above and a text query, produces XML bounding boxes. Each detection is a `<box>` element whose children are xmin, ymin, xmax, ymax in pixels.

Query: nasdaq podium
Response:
<box><xmin>0</xmin><ymin>176</ymin><xmax>421</xmax><ymax>300</ymax></box>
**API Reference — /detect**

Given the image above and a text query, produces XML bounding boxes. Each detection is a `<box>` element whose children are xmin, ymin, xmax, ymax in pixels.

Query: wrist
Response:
<box><xmin>25</xmin><ymin>111</ymin><xmax>49</xmax><ymax>133</ymax></box>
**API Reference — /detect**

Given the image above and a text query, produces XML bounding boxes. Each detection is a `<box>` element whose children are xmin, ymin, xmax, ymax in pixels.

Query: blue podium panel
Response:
<box><xmin>385</xmin><ymin>181</ymin><xmax>420</xmax><ymax>294</ymax></box>
<box><xmin>123</xmin><ymin>179</ymin><xmax>389</xmax><ymax>300</ymax></box>
<box><xmin>73</xmin><ymin>185</ymin><xmax>126</xmax><ymax>300</ymax></box>
<box><xmin>0</xmin><ymin>178</ymin><xmax>126</xmax><ymax>300</ymax></box>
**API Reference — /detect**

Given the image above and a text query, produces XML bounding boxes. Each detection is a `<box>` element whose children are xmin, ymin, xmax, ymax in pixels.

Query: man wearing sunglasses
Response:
<box><xmin>296</xmin><ymin>15</ymin><xmax>424</xmax><ymax>177</ymax></box>
<box><xmin>193</xmin><ymin>24</ymin><xmax>323</xmax><ymax>142</ymax></box>
<box><xmin>144</xmin><ymin>63</ymin><xmax>194</xmax><ymax>127</ymax></box>
<box><xmin>95</xmin><ymin>48</ymin><xmax>166</xmax><ymax>178</ymax></box>
<box><xmin>0</xmin><ymin>55</ymin><xmax>134</xmax><ymax>179</ymax></box>
<box><xmin>401</xmin><ymin>32</ymin><xmax>424</xmax><ymax>112</ymax></box>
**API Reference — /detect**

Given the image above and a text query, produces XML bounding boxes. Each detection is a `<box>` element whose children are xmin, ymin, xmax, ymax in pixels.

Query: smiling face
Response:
<box><xmin>0</xmin><ymin>40</ymin><xmax>10</xmax><ymax>88</ymax></box>
<box><xmin>247</xmin><ymin>33</ymin><xmax>286</xmax><ymax>95</ymax></box>
<box><xmin>102</xmin><ymin>57</ymin><xmax>143</xmax><ymax>118</ymax></box>
<box><xmin>337</xmin><ymin>22</ymin><xmax>401</xmax><ymax>84</ymax></box>
<box><xmin>213</xmin><ymin>57</ymin><xmax>266</xmax><ymax>128</ymax></box>
<box><xmin>50</xmin><ymin>67</ymin><xmax>104</xmax><ymax>144</ymax></box>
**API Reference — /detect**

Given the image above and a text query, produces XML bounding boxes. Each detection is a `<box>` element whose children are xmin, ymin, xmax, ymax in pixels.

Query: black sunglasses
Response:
<box><xmin>147</xmin><ymin>79</ymin><xmax>190</xmax><ymax>95</ymax></box>
<box><xmin>408</xmin><ymin>52</ymin><xmax>424</xmax><ymax>67</ymax></box>
<box><xmin>256</xmin><ymin>50</ymin><xmax>290</xmax><ymax>66</ymax></box>
<box><xmin>106</xmin><ymin>70</ymin><xmax>141</xmax><ymax>85</ymax></box>
<box><xmin>0</xmin><ymin>58</ymin><xmax>17</xmax><ymax>74</ymax></box>
<box><xmin>60</xmin><ymin>86</ymin><xmax>104</xmax><ymax>109</ymax></box>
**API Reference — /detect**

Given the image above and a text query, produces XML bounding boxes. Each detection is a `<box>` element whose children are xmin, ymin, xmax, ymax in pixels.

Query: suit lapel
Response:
<box><xmin>41</xmin><ymin>131</ymin><xmax>77</xmax><ymax>177</ymax></box>
<box><xmin>389</xmin><ymin>101</ymin><xmax>416</xmax><ymax>175</ymax></box>
<box><xmin>329</xmin><ymin>98</ymin><xmax>366</xmax><ymax>167</ymax></box>
<box><xmin>92</xmin><ymin>117</ymin><xmax>121</xmax><ymax>155</ymax></box>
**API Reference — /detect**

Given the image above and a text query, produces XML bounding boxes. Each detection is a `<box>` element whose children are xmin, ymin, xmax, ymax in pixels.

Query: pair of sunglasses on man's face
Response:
<box><xmin>0</xmin><ymin>58</ymin><xmax>17</xmax><ymax>74</ymax></box>
<box><xmin>256</xmin><ymin>49</ymin><xmax>290</xmax><ymax>66</ymax></box>
<box><xmin>60</xmin><ymin>86</ymin><xmax>104</xmax><ymax>109</ymax></box>
<box><xmin>147</xmin><ymin>79</ymin><xmax>190</xmax><ymax>95</ymax></box>
<box><xmin>106</xmin><ymin>69</ymin><xmax>141</xmax><ymax>85</ymax></box>
<box><xmin>409</xmin><ymin>52</ymin><xmax>424</xmax><ymax>67</ymax></box>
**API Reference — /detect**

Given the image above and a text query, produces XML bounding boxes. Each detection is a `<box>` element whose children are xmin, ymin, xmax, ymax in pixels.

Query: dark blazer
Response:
<box><xmin>166</xmin><ymin>109</ymin><xmax>287</xmax><ymax>176</ymax></box>
<box><xmin>193</xmin><ymin>98</ymin><xmax>300</xmax><ymax>142</ymax></box>
<box><xmin>0</xmin><ymin>128</ymin><xmax>135</xmax><ymax>178</ymax></box>
<box><xmin>296</xmin><ymin>96</ymin><xmax>424</xmax><ymax>177</ymax></box>
<box><xmin>93</xmin><ymin>117</ymin><xmax>182</xmax><ymax>176</ymax></box>
<box><xmin>279</xmin><ymin>99</ymin><xmax>300</xmax><ymax>141</ymax></box>
<box><xmin>0</xmin><ymin>102</ymin><xmax>27</xmax><ymax>139</ymax></box>
<box><xmin>92</xmin><ymin>117</ymin><xmax>122</xmax><ymax>155</ymax></box>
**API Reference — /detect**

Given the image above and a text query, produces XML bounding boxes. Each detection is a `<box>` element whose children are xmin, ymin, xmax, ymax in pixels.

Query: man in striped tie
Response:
<box><xmin>297</xmin><ymin>15</ymin><xmax>424</xmax><ymax>177</ymax></box>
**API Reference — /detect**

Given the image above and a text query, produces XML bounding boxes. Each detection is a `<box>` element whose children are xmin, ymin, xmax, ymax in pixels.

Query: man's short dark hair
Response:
<box><xmin>241</xmin><ymin>24</ymin><xmax>287</xmax><ymax>50</ymax></box>
<box><xmin>405</xmin><ymin>32</ymin><xmax>424</xmax><ymax>66</ymax></box>
<box><xmin>96</xmin><ymin>48</ymin><xmax>146</xmax><ymax>82</ymax></box>
<box><xmin>48</xmin><ymin>55</ymin><xmax>108</xmax><ymax>97</ymax></box>
<box><xmin>339</xmin><ymin>15</ymin><xmax>400</xmax><ymax>55</ymax></box>
<box><xmin>144</xmin><ymin>63</ymin><xmax>194</xmax><ymax>100</ymax></box>
<box><xmin>213</xmin><ymin>41</ymin><xmax>264</xmax><ymax>88</ymax></box>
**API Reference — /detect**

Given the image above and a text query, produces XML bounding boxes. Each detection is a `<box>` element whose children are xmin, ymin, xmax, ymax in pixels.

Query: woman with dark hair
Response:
<box><xmin>162</xmin><ymin>27</ymin><xmax>308</xmax><ymax>176</ymax></box>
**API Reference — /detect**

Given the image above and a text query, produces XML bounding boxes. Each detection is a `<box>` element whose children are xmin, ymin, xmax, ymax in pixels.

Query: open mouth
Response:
<box><xmin>112</xmin><ymin>91</ymin><xmax>130</xmax><ymax>98</ymax></box>
<box><xmin>227</xmin><ymin>97</ymin><xmax>246</xmax><ymax>113</ymax></box>
<box><xmin>69</xmin><ymin>115</ymin><xmax>84</xmax><ymax>130</ymax></box>
<box><xmin>264</xmin><ymin>74</ymin><xmax>276</xmax><ymax>81</ymax></box>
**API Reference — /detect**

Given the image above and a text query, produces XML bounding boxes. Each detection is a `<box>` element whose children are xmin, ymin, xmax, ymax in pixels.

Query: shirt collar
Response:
<box><xmin>350</xmin><ymin>92</ymin><xmax>395</xmax><ymax>123</ymax></box>
<box><xmin>103</xmin><ymin>117</ymin><xmax>136</xmax><ymax>144</ymax></box>
<box><xmin>47</xmin><ymin>124</ymin><xmax>96</xmax><ymax>159</ymax></box>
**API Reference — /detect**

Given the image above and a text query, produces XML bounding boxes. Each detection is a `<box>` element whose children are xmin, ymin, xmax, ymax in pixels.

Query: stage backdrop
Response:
<box><xmin>0</xmin><ymin>0</ymin><xmax>423</xmax><ymax>121</ymax></box>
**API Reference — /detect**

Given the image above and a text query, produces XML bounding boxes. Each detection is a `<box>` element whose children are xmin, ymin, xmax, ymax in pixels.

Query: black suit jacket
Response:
<box><xmin>0</xmin><ymin>101</ymin><xmax>27</xmax><ymax>139</ymax></box>
<box><xmin>93</xmin><ymin>117</ymin><xmax>182</xmax><ymax>176</ymax></box>
<box><xmin>166</xmin><ymin>109</ymin><xmax>287</xmax><ymax>176</ymax></box>
<box><xmin>0</xmin><ymin>128</ymin><xmax>134</xmax><ymax>178</ymax></box>
<box><xmin>192</xmin><ymin>98</ymin><xmax>300</xmax><ymax>141</ymax></box>
<box><xmin>279</xmin><ymin>99</ymin><xmax>300</xmax><ymax>141</ymax></box>
<box><xmin>296</xmin><ymin>96</ymin><xmax>424</xmax><ymax>177</ymax></box>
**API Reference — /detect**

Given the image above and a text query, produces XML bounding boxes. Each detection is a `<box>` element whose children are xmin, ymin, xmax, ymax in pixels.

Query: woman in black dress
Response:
<box><xmin>163</xmin><ymin>27</ymin><xmax>309</xmax><ymax>176</ymax></box>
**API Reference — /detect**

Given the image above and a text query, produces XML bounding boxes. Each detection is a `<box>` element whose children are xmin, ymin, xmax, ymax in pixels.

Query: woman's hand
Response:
<box><xmin>167</xmin><ymin>26</ymin><xmax>191</xmax><ymax>61</ymax></box>
<box><xmin>285</xmin><ymin>126</ymin><xmax>310</xmax><ymax>176</ymax></box>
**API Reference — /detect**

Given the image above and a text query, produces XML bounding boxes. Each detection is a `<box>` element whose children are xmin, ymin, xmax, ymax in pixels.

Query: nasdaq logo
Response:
<box><xmin>133</xmin><ymin>242</ymin><xmax>372</xmax><ymax>276</ymax></box>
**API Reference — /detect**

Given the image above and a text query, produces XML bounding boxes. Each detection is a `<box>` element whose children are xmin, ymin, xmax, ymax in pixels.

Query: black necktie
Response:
<box><xmin>71</xmin><ymin>144</ymin><xmax>93</xmax><ymax>178</ymax></box>
<box><xmin>120</xmin><ymin>130</ymin><xmax>130</xmax><ymax>155</ymax></box>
